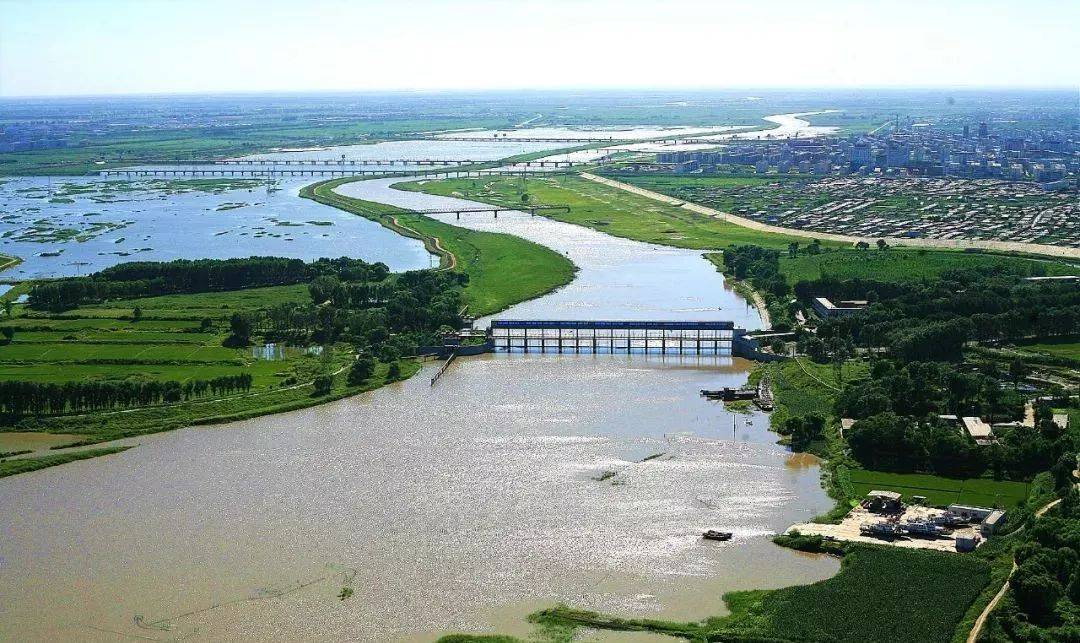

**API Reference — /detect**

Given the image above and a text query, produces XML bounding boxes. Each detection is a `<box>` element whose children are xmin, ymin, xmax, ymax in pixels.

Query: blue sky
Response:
<box><xmin>1</xmin><ymin>0</ymin><xmax>1077</xmax><ymax>97</ymax></box>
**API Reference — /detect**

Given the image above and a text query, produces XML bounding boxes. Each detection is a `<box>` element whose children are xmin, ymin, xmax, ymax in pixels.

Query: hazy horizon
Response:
<box><xmin>2</xmin><ymin>0</ymin><xmax>1077</xmax><ymax>98</ymax></box>
<box><xmin>1</xmin><ymin>86</ymin><xmax>1077</xmax><ymax>102</ymax></box>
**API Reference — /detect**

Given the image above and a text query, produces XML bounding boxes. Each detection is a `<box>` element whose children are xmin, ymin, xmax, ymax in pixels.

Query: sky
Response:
<box><xmin>1</xmin><ymin>0</ymin><xmax>1077</xmax><ymax>97</ymax></box>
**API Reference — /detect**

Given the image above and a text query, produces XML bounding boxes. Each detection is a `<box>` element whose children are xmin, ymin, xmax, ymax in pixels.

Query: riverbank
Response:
<box><xmin>1</xmin><ymin>164</ymin><xmax>835</xmax><ymax>642</ymax></box>
<box><xmin>524</xmin><ymin>542</ymin><xmax>991</xmax><ymax>643</ymax></box>
<box><xmin>303</xmin><ymin>177</ymin><xmax>577</xmax><ymax>316</ymax></box>
<box><xmin>400</xmin><ymin>173</ymin><xmax>819</xmax><ymax>251</ymax></box>
<box><xmin>0</xmin><ymin>253</ymin><xmax>20</xmax><ymax>274</ymax></box>
<box><xmin>584</xmin><ymin>172</ymin><xmax>1080</xmax><ymax>260</ymax></box>
<box><xmin>0</xmin><ymin>172</ymin><xmax>576</xmax><ymax>477</ymax></box>
<box><xmin>704</xmin><ymin>252</ymin><xmax>771</xmax><ymax>329</ymax></box>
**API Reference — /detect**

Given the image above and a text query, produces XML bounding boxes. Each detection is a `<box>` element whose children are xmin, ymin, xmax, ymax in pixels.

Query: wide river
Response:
<box><xmin>0</xmin><ymin>134</ymin><xmax>837</xmax><ymax>642</ymax></box>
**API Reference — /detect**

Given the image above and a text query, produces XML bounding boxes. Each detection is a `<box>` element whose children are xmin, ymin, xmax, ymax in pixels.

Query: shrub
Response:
<box><xmin>312</xmin><ymin>374</ymin><xmax>333</xmax><ymax>396</ymax></box>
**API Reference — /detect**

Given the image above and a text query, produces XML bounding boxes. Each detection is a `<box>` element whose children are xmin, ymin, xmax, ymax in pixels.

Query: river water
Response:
<box><xmin>0</xmin><ymin>128</ymin><xmax>838</xmax><ymax>641</ymax></box>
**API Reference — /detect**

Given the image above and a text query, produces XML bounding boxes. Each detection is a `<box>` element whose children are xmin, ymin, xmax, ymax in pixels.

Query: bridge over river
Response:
<box><xmin>100</xmin><ymin>167</ymin><xmax>569</xmax><ymax>178</ymax></box>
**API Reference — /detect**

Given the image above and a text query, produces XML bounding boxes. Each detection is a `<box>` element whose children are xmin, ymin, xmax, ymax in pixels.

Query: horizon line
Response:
<box><xmin>2</xmin><ymin>84</ymin><xmax>1078</xmax><ymax>101</ymax></box>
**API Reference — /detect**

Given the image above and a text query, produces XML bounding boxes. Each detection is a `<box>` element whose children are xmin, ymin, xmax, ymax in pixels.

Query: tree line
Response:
<box><xmin>227</xmin><ymin>269</ymin><xmax>468</xmax><ymax>353</ymax></box>
<box><xmin>806</xmin><ymin>268</ymin><xmax>1080</xmax><ymax>362</ymax></box>
<box><xmin>989</xmin><ymin>487</ymin><xmax>1080</xmax><ymax>639</ymax></box>
<box><xmin>0</xmin><ymin>374</ymin><xmax>253</xmax><ymax>416</ymax></box>
<box><xmin>28</xmin><ymin>256</ymin><xmax>391</xmax><ymax>310</ymax></box>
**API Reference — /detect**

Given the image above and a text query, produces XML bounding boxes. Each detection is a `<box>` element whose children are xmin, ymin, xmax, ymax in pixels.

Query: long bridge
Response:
<box><xmin>430</xmin><ymin>135</ymin><xmax>728</xmax><ymax>146</ymax></box>
<box><xmin>432</xmin><ymin>136</ymin><xmax>622</xmax><ymax>143</ymax></box>
<box><xmin>99</xmin><ymin>167</ymin><xmax>569</xmax><ymax>178</ymax></box>
<box><xmin>488</xmin><ymin>320</ymin><xmax>746</xmax><ymax>354</ymax></box>
<box><xmin>112</xmin><ymin>158</ymin><xmax>577</xmax><ymax>168</ymax></box>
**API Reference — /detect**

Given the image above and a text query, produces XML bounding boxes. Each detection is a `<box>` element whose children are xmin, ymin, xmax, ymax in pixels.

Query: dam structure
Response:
<box><xmin>488</xmin><ymin>320</ymin><xmax>749</xmax><ymax>355</ymax></box>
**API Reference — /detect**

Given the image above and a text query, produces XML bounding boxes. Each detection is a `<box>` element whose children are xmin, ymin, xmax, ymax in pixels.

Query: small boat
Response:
<box><xmin>702</xmin><ymin>530</ymin><xmax>733</xmax><ymax>541</ymax></box>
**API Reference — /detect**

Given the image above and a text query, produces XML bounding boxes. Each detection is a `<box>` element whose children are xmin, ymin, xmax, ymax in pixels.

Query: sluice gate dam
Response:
<box><xmin>488</xmin><ymin>320</ymin><xmax>759</xmax><ymax>355</ymax></box>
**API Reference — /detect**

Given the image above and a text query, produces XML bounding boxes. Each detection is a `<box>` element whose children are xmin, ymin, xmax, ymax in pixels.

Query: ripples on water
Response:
<box><xmin>0</xmin><ymin>355</ymin><xmax>836</xmax><ymax>641</ymax></box>
<box><xmin>0</xmin><ymin>134</ymin><xmax>839</xmax><ymax>640</ymax></box>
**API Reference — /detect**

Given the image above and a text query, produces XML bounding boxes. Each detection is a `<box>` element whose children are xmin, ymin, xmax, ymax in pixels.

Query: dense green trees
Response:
<box><xmin>835</xmin><ymin>360</ymin><xmax>1022</xmax><ymax>422</ymax></box>
<box><xmin>227</xmin><ymin>312</ymin><xmax>254</xmax><ymax>347</ymax></box>
<box><xmin>844</xmin><ymin>402</ymin><xmax>1071</xmax><ymax>481</ymax></box>
<box><xmin>719</xmin><ymin>244</ymin><xmax>795</xmax><ymax>329</ymax></box>
<box><xmin>805</xmin><ymin>268</ymin><xmax>1080</xmax><ymax>361</ymax></box>
<box><xmin>786</xmin><ymin>414</ymin><xmax>825</xmax><ymax>452</ymax></box>
<box><xmin>0</xmin><ymin>374</ymin><xmax>252</xmax><ymax>416</ymax></box>
<box><xmin>846</xmin><ymin>413</ymin><xmax>990</xmax><ymax>478</ymax></box>
<box><xmin>28</xmin><ymin>256</ymin><xmax>390</xmax><ymax>310</ymax></box>
<box><xmin>986</xmin><ymin>489</ymin><xmax>1080</xmax><ymax>639</ymax></box>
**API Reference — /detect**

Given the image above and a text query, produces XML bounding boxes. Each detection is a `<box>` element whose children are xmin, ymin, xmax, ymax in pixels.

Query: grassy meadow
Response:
<box><xmin>846</xmin><ymin>469</ymin><xmax>1030</xmax><ymax>509</ymax></box>
<box><xmin>0</xmin><ymin>446</ymin><xmax>133</xmax><ymax>478</ymax></box>
<box><xmin>404</xmin><ymin>174</ymin><xmax>1077</xmax><ymax>289</ymax></box>
<box><xmin>302</xmin><ymin>177</ymin><xmax>576</xmax><ymax>316</ymax></box>
<box><xmin>0</xmin><ymin>281</ymin><xmax>420</xmax><ymax>447</ymax></box>
<box><xmin>781</xmin><ymin>248</ymin><xmax>1077</xmax><ymax>284</ymax></box>
<box><xmin>401</xmin><ymin>174</ymin><xmax>819</xmax><ymax>250</ymax></box>
<box><xmin>1018</xmin><ymin>337</ymin><xmax>1080</xmax><ymax>362</ymax></box>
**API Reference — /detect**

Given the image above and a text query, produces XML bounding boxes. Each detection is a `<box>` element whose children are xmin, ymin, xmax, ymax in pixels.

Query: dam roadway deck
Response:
<box><xmin>488</xmin><ymin>319</ymin><xmax>744</xmax><ymax>354</ymax></box>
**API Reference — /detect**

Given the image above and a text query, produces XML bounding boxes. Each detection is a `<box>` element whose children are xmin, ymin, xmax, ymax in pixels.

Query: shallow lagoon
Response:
<box><xmin>0</xmin><ymin>176</ymin><xmax>431</xmax><ymax>279</ymax></box>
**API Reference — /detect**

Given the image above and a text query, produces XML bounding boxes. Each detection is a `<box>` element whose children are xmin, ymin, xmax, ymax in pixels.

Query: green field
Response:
<box><xmin>302</xmin><ymin>178</ymin><xmax>576</xmax><ymax>316</ymax></box>
<box><xmin>0</xmin><ymin>446</ymin><xmax>133</xmax><ymax>478</ymax></box>
<box><xmin>1019</xmin><ymin>337</ymin><xmax>1080</xmax><ymax>362</ymax></box>
<box><xmin>0</xmin><ymin>117</ymin><xmax>515</xmax><ymax>176</ymax></box>
<box><xmin>780</xmin><ymin>248</ymin><xmax>1077</xmax><ymax>284</ymax></box>
<box><xmin>401</xmin><ymin>174</ymin><xmax>820</xmax><ymax>250</ymax></box>
<box><xmin>403</xmin><ymin>175</ymin><xmax>1077</xmax><ymax>288</ymax></box>
<box><xmin>766</xmin><ymin>357</ymin><xmax>867</xmax><ymax>433</ymax></box>
<box><xmin>847</xmin><ymin>469</ymin><xmax>1030</xmax><ymax>509</ymax></box>
<box><xmin>0</xmin><ymin>288</ymin><xmax>306</xmax><ymax>390</ymax></box>
<box><xmin>0</xmin><ymin>279</ymin><xmax>425</xmax><ymax>449</ymax></box>
<box><xmin>80</xmin><ymin>284</ymin><xmax>310</xmax><ymax>317</ymax></box>
<box><xmin>530</xmin><ymin>544</ymin><xmax>991</xmax><ymax>643</ymax></box>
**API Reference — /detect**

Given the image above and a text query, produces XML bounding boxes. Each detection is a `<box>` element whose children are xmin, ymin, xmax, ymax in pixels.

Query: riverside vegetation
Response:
<box><xmin>411</xmin><ymin>171</ymin><xmax>1080</xmax><ymax>642</ymax></box>
<box><xmin>0</xmin><ymin>192</ymin><xmax>576</xmax><ymax>475</ymax></box>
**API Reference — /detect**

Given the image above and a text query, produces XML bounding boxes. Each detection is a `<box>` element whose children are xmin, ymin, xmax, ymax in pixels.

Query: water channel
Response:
<box><xmin>0</xmin><ymin>121</ymin><xmax>838</xmax><ymax>641</ymax></box>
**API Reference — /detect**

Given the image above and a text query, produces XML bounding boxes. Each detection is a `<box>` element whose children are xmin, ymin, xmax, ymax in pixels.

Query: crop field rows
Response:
<box><xmin>0</xmin><ymin>285</ymin><xmax>324</xmax><ymax>389</ymax></box>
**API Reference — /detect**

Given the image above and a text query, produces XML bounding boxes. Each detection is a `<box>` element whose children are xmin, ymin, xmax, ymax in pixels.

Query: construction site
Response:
<box><xmin>785</xmin><ymin>491</ymin><xmax>1006</xmax><ymax>553</ymax></box>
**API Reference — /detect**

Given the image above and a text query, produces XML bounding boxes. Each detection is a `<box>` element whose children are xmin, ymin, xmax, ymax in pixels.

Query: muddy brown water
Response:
<box><xmin>0</xmin><ymin>177</ymin><xmax>838</xmax><ymax>641</ymax></box>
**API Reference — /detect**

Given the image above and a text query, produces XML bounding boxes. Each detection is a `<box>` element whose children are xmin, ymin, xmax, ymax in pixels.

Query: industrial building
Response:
<box><xmin>811</xmin><ymin>297</ymin><xmax>868</xmax><ymax>319</ymax></box>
